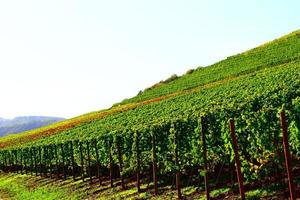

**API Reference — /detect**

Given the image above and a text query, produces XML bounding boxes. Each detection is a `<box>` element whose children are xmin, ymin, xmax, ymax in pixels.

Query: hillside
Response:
<box><xmin>0</xmin><ymin>30</ymin><xmax>300</xmax><ymax>199</ymax></box>
<box><xmin>0</xmin><ymin>30</ymin><xmax>299</xmax><ymax>149</ymax></box>
<box><xmin>117</xmin><ymin>29</ymin><xmax>300</xmax><ymax>105</ymax></box>
<box><xmin>0</xmin><ymin>116</ymin><xmax>64</xmax><ymax>137</ymax></box>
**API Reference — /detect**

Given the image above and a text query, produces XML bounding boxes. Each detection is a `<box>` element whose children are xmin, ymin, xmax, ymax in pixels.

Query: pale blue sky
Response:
<box><xmin>0</xmin><ymin>0</ymin><xmax>299</xmax><ymax>119</ymax></box>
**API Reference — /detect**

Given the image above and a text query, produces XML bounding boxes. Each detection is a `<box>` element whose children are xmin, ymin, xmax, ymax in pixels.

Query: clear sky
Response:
<box><xmin>0</xmin><ymin>0</ymin><xmax>299</xmax><ymax>119</ymax></box>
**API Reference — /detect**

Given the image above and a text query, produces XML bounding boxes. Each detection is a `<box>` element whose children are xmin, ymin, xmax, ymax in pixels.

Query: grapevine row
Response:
<box><xmin>0</xmin><ymin>108</ymin><xmax>298</xmax><ymax>199</ymax></box>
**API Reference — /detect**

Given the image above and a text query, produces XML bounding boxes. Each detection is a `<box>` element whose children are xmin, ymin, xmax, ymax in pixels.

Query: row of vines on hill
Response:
<box><xmin>1</xmin><ymin>32</ymin><xmax>299</xmax><ymax>151</ymax></box>
<box><xmin>16</xmin><ymin>62</ymin><xmax>300</xmax><ymax>151</ymax></box>
<box><xmin>0</xmin><ymin>55</ymin><xmax>299</xmax><ymax>199</ymax></box>
<box><xmin>0</xmin><ymin>103</ymin><xmax>300</xmax><ymax>197</ymax></box>
<box><xmin>0</xmin><ymin>63</ymin><xmax>299</xmax><ymax>183</ymax></box>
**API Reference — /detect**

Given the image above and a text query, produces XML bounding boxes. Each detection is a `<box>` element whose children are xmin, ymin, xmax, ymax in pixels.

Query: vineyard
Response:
<box><xmin>0</xmin><ymin>30</ymin><xmax>300</xmax><ymax>199</ymax></box>
<box><xmin>117</xmin><ymin>30</ymin><xmax>300</xmax><ymax>105</ymax></box>
<box><xmin>1</xmin><ymin>30</ymin><xmax>300</xmax><ymax>150</ymax></box>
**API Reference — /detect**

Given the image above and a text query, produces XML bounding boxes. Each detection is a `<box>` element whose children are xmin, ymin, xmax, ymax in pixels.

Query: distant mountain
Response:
<box><xmin>0</xmin><ymin>116</ymin><xmax>65</xmax><ymax>137</ymax></box>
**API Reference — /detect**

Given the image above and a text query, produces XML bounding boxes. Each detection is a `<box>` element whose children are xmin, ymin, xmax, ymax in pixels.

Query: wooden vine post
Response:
<box><xmin>11</xmin><ymin>151</ymin><xmax>13</xmax><ymax>172</ymax></box>
<box><xmin>135</xmin><ymin>131</ymin><xmax>141</xmax><ymax>193</ymax></box>
<box><xmin>27</xmin><ymin>149</ymin><xmax>30</xmax><ymax>174</ymax></box>
<box><xmin>108</xmin><ymin>139</ymin><xmax>114</xmax><ymax>188</ymax></box>
<box><xmin>18</xmin><ymin>150</ymin><xmax>21</xmax><ymax>173</ymax></box>
<box><xmin>15</xmin><ymin>150</ymin><xmax>18</xmax><ymax>173</ymax></box>
<box><xmin>6</xmin><ymin>151</ymin><xmax>9</xmax><ymax>172</ymax></box>
<box><xmin>0</xmin><ymin>151</ymin><xmax>4</xmax><ymax>171</ymax></box>
<box><xmin>201</xmin><ymin>116</ymin><xmax>210</xmax><ymax>200</ymax></box>
<box><xmin>12</xmin><ymin>151</ymin><xmax>15</xmax><ymax>172</ymax></box>
<box><xmin>8</xmin><ymin>151</ymin><xmax>14</xmax><ymax>171</ymax></box>
<box><xmin>3</xmin><ymin>151</ymin><xmax>7</xmax><ymax>172</ymax></box>
<box><xmin>7</xmin><ymin>151</ymin><xmax>9</xmax><ymax>171</ymax></box>
<box><xmin>1</xmin><ymin>151</ymin><xmax>4</xmax><ymax>171</ymax></box>
<box><xmin>47</xmin><ymin>145</ymin><xmax>51</xmax><ymax>177</ymax></box>
<box><xmin>116</xmin><ymin>136</ymin><xmax>125</xmax><ymax>190</ymax></box>
<box><xmin>44</xmin><ymin>146</ymin><xmax>48</xmax><ymax>177</ymax></box>
<box><xmin>6</xmin><ymin>151</ymin><xmax>8</xmax><ymax>171</ymax></box>
<box><xmin>24</xmin><ymin>149</ymin><xmax>28</xmax><ymax>174</ymax></box>
<box><xmin>38</xmin><ymin>146</ymin><xmax>42</xmax><ymax>176</ymax></box>
<box><xmin>29</xmin><ymin>148</ymin><xmax>33</xmax><ymax>175</ymax></box>
<box><xmin>7</xmin><ymin>151</ymin><xmax>10</xmax><ymax>172</ymax></box>
<box><xmin>1</xmin><ymin>151</ymin><xmax>5</xmax><ymax>171</ymax></box>
<box><xmin>54</xmin><ymin>144</ymin><xmax>59</xmax><ymax>178</ymax></box>
<box><xmin>280</xmin><ymin>110</ymin><xmax>296</xmax><ymax>200</ymax></box>
<box><xmin>93</xmin><ymin>139</ymin><xmax>102</xmax><ymax>185</ymax></box>
<box><xmin>20</xmin><ymin>149</ymin><xmax>23</xmax><ymax>174</ymax></box>
<box><xmin>10</xmin><ymin>151</ymin><xmax>13</xmax><ymax>172</ymax></box>
<box><xmin>26</xmin><ymin>149</ymin><xmax>29</xmax><ymax>174</ymax></box>
<box><xmin>19</xmin><ymin>150</ymin><xmax>22</xmax><ymax>173</ymax></box>
<box><xmin>8</xmin><ymin>151</ymin><xmax>10</xmax><ymax>171</ymax></box>
<box><xmin>6</xmin><ymin>151</ymin><xmax>8</xmax><ymax>172</ymax></box>
<box><xmin>5</xmin><ymin>151</ymin><xmax>7</xmax><ymax>171</ymax></box>
<box><xmin>28</xmin><ymin>148</ymin><xmax>31</xmax><ymax>174</ymax></box>
<box><xmin>79</xmin><ymin>142</ymin><xmax>85</xmax><ymax>182</ymax></box>
<box><xmin>86</xmin><ymin>140</ymin><xmax>93</xmax><ymax>183</ymax></box>
<box><xmin>12</xmin><ymin>151</ymin><xmax>15</xmax><ymax>173</ymax></box>
<box><xmin>6</xmin><ymin>152</ymin><xmax>8</xmax><ymax>171</ymax></box>
<box><xmin>4</xmin><ymin>151</ymin><xmax>7</xmax><ymax>171</ymax></box>
<box><xmin>17</xmin><ymin>150</ymin><xmax>20</xmax><ymax>173</ymax></box>
<box><xmin>152</xmin><ymin>129</ymin><xmax>158</xmax><ymax>196</ymax></box>
<box><xmin>1</xmin><ymin>152</ymin><xmax>3</xmax><ymax>171</ymax></box>
<box><xmin>11</xmin><ymin>151</ymin><xmax>14</xmax><ymax>172</ymax></box>
<box><xmin>61</xmin><ymin>143</ymin><xmax>66</xmax><ymax>180</ymax></box>
<box><xmin>70</xmin><ymin>141</ymin><xmax>76</xmax><ymax>181</ymax></box>
<box><xmin>9</xmin><ymin>151</ymin><xmax>11</xmax><ymax>172</ymax></box>
<box><xmin>13</xmin><ymin>150</ymin><xmax>17</xmax><ymax>173</ymax></box>
<box><xmin>5</xmin><ymin>152</ymin><xmax>8</xmax><ymax>172</ymax></box>
<box><xmin>47</xmin><ymin>145</ymin><xmax>50</xmax><ymax>177</ymax></box>
<box><xmin>229</xmin><ymin>119</ymin><xmax>245</xmax><ymax>200</ymax></box>
<box><xmin>49</xmin><ymin>145</ymin><xmax>53</xmax><ymax>179</ymax></box>
<box><xmin>173</xmin><ymin>124</ymin><xmax>182</xmax><ymax>200</ymax></box>
<box><xmin>34</xmin><ymin>147</ymin><xmax>38</xmax><ymax>176</ymax></box>
<box><xmin>1</xmin><ymin>152</ymin><xmax>4</xmax><ymax>171</ymax></box>
<box><xmin>0</xmin><ymin>152</ymin><xmax>2</xmax><ymax>171</ymax></box>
